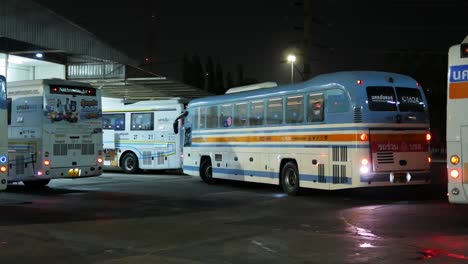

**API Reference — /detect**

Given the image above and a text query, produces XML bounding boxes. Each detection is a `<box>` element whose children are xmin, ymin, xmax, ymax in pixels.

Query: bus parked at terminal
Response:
<box><xmin>447</xmin><ymin>35</ymin><xmax>468</xmax><ymax>204</ymax></box>
<box><xmin>7</xmin><ymin>79</ymin><xmax>103</xmax><ymax>187</ymax></box>
<box><xmin>174</xmin><ymin>71</ymin><xmax>432</xmax><ymax>195</ymax></box>
<box><xmin>0</xmin><ymin>75</ymin><xmax>8</xmax><ymax>190</ymax></box>
<box><xmin>102</xmin><ymin>97</ymin><xmax>184</xmax><ymax>173</ymax></box>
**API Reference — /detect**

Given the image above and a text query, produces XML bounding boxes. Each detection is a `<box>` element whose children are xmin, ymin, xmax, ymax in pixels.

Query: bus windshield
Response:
<box><xmin>366</xmin><ymin>86</ymin><xmax>424</xmax><ymax>112</ymax></box>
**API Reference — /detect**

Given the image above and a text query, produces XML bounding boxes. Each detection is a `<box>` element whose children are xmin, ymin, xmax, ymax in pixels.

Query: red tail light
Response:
<box><xmin>426</xmin><ymin>133</ymin><xmax>431</xmax><ymax>142</ymax></box>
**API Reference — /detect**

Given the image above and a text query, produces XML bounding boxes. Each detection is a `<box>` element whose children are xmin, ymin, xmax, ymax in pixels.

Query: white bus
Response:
<box><xmin>447</xmin><ymin>35</ymin><xmax>468</xmax><ymax>204</ymax></box>
<box><xmin>0</xmin><ymin>75</ymin><xmax>8</xmax><ymax>190</ymax></box>
<box><xmin>7</xmin><ymin>79</ymin><xmax>103</xmax><ymax>187</ymax></box>
<box><xmin>102</xmin><ymin>97</ymin><xmax>184</xmax><ymax>173</ymax></box>
<box><xmin>174</xmin><ymin>71</ymin><xmax>432</xmax><ymax>195</ymax></box>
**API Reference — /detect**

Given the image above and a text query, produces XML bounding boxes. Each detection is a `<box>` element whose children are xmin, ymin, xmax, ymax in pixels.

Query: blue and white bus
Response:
<box><xmin>447</xmin><ymin>35</ymin><xmax>468</xmax><ymax>204</ymax></box>
<box><xmin>174</xmin><ymin>71</ymin><xmax>432</xmax><ymax>195</ymax></box>
<box><xmin>0</xmin><ymin>75</ymin><xmax>7</xmax><ymax>190</ymax></box>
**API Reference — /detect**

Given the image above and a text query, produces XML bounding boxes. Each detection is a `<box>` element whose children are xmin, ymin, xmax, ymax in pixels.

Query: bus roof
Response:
<box><xmin>7</xmin><ymin>78</ymin><xmax>94</xmax><ymax>88</ymax></box>
<box><xmin>188</xmin><ymin>71</ymin><xmax>419</xmax><ymax>107</ymax></box>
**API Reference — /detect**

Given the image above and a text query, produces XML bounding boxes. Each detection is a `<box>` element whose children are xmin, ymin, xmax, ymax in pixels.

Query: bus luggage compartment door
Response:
<box><xmin>369</xmin><ymin>130</ymin><xmax>429</xmax><ymax>172</ymax></box>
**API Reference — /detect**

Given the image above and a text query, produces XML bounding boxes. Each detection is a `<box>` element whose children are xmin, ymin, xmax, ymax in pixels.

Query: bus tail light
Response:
<box><xmin>37</xmin><ymin>171</ymin><xmax>43</xmax><ymax>176</ymax></box>
<box><xmin>450</xmin><ymin>169</ymin><xmax>460</xmax><ymax>179</ymax></box>
<box><xmin>0</xmin><ymin>166</ymin><xmax>6</xmax><ymax>173</ymax></box>
<box><xmin>44</xmin><ymin>160</ymin><xmax>50</xmax><ymax>166</ymax></box>
<box><xmin>359</xmin><ymin>133</ymin><xmax>368</xmax><ymax>141</ymax></box>
<box><xmin>357</xmin><ymin>80</ymin><xmax>363</xmax><ymax>85</ymax></box>
<box><xmin>97</xmin><ymin>157</ymin><xmax>103</xmax><ymax>163</ymax></box>
<box><xmin>360</xmin><ymin>158</ymin><xmax>370</xmax><ymax>174</ymax></box>
<box><xmin>426</xmin><ymin>133</ymin><xmax>431</xmax><ymax>142</ymax></box>
<box><xmin>450</xmin><ymin>155</ymin><xmax>460</xmax><ymax>165</ymax></box>
<box><xmin>428</xmin><ymin>157</ymin><xmax>432</xmax><ymax>163</ymax></box>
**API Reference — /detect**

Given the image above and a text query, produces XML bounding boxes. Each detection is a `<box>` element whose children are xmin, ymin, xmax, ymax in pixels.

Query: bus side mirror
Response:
<box><xmin>173</xmin><ymin>121</ymin><xmax>179</xmax><ymax>134</ymax></box>
<box><xmin>173</xmin><ymin>111</ymin><xmax>188</xmax><ymax>134</ymax></box>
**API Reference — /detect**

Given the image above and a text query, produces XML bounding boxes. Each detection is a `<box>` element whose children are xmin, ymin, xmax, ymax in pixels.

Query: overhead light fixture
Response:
<box><xmin>35</xmin><ymin>53</ymin><xmax>43</xmax><ymax>58</ymax></box>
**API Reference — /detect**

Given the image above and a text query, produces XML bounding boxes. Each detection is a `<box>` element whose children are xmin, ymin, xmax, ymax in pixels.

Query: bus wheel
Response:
<box><xmin>281</xmin><ymin>162</ymin><xmax>300</xmax><ymax>195</ymax></box>
<box><xmin>200</xmin><ymin>159</ymin><xmax>216</xmax><ymax>184</ymax></box>
<box><xmin>122</xmin><ymin>153</ymin><xmax>140</xmax><ymax>174</ymax></box>
<box><xmin>23</xmin><ymin>179</ymin><xmax>50</xmax><ymax>188</ymax></box>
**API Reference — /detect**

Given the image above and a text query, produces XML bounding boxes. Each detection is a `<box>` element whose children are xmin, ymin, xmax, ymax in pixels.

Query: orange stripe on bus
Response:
<box><xmin>449</xmin><ymin>82</ymin><xmax>468</xmax><ymax>99</ymax></box>
<box><xmin>192</xmin><ymin>133</ymin><xmax>426</xmax><ymax>143</ymax></box>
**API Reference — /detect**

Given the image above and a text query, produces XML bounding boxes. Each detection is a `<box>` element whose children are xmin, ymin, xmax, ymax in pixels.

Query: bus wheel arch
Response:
<box><xmin>280</xmin><ymin>159</ymin><xmax>300</xmax><ymax>195</ymax></box>
<box><xmin>120</xmin><ymin>151</ymin><xmax>140</xmax><ymax>174</ymax></box>
<box><xmin>200</xmin><ymin>156</ymin><xmax>216</xmax><ymax>184</ymax></box>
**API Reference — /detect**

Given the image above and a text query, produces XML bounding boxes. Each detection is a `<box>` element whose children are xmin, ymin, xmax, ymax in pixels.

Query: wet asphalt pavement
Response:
<box><xmin>0</xmin><ymin>164</ymin><xmax>466</xmax><ymax>264</ymax></box>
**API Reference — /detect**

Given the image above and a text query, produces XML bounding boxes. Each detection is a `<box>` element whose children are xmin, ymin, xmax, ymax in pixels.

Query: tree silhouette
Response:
<box><xmin>205</xmin><ymin>56</ymin><xmax>215</xmax><ymax>93</ymax></box>
<box><xmin>215</xmin><ymin>62</ymin><xmax>225</xmax><ymax>94</ymax></box>
<box><xmin>192</xmin><ymin>54</ymin><xmax>205</xmax><ymax>89</ymax></box>
<box><xmin>236</xmin><ymin>64</ymin><xmax>244</xmax><ymax>86</ymax></box>
<box><xmin>226</xmin><ymin>72</ymin><xmax>234</xmax><ymax>89</ymax></box>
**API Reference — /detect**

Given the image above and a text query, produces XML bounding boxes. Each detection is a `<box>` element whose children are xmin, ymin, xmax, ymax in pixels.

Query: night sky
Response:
<box><xmin>33</xmin><ymin>0</ymin><xmax>468</xmax><ymax>85</ymax></box>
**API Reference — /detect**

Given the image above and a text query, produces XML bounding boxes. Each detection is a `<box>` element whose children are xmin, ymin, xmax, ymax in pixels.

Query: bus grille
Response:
<box><xmin>53</xmin><ymin>144</ymin><xmax>95</xmax><ymax>156</ymax></box>
<box><xmin>15</xmin><ymin>155</ymin><xmax>25</xmax><ymax>175</ymax></box>
<box><xmin>354</xmin><ymin>107</ymin><xmax>363</xmax><ymax>123</ymax></box>
<box><xmin>157</xmin><ymin>152</ymin><xmax>164</xmax><ymax>165</ymax></box>
<box><xmin>332</xmin><ymin>146</ymin><xmax>348</xmax><ymax>162</ymax></box>
<box><xmin>318</xmin><ymin>164</ymin><xmax>325</xmax><ymax>183</ymax></box>
<box><xmin>332</xmin><ymin>164</ymin><xmax>348</xmax><ymax>184</ymax></box>
<box><xmin>377</xmin><ymin>152</ymin><xmax>394</xmax><ymax>164</ymax></box>
<box><xmin>81</xmin><ymin>144</ymin><xmax>95</xmax><ymax>155</ymax></box>
<box><xmin>142</xmin><ymin>151</ymin><xmax>152</xmax><ymax>165</ymax></box>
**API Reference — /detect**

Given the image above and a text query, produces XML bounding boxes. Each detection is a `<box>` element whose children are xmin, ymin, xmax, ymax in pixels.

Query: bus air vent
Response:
<box><xmin>377</xmin><ymin>152</ymin><xmax>394</xmax><ymax>164</ymax></box>
<box><xmin>353</xmin><ymin>107</ymin><xmax>363</xmax><ymax>123</ymax></box>
<box><xmin>143</xmin><ymin>151</ymin><xmax>152</xmax><ymax>165</ymax></box>
<box><xmin>318</xmin><ymin>164</ymin><xmax>325</xmax><ymax>183</ymax></box>
<box><xmin>157</xmin><ymin>152</ymin><xmax>165</xmax><ymax>165</ymax></box>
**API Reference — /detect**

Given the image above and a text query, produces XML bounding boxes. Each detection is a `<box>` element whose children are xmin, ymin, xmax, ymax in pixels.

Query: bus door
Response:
<box><xmin>369</xmin><ymin>129</ymin><xmax>429</xmax><ymax>179</ymax></box>
<box><xmin>459</xmin><ymin>126</ymin><xmax>468</xmax><ymax>193</ymax></box>
<box><xmin>103</xmin><ymin>129</ymin><xmax>117</xmax><ymax>166</ymax></box>
<box><xmin>8</xmin><ymin>140</ymin><xmax>37</xmax><ymax>181</ymax></box>
<box><xmin>129</xmin><ymin>112</ymin><xmax>156</xmax><ymax>167</ymax></box>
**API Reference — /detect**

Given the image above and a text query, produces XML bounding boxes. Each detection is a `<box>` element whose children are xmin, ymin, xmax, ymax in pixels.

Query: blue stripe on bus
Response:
<box><xmin>184</xmin><ymin>165</ymin><xmax>353</xmax><ymax>185</ymax></box>
<box><xmin>192</xmin><ymin>126</ymin><xmax>429</xmax><ymax>136</ymax></box>
<box><xmin>190</xmin><ymin>144</ymin><xmax>369</xmax><ymax>148</ymax></box>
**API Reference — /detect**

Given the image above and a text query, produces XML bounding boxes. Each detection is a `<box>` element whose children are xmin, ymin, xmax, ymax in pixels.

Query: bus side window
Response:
<box><xmin>206</xmin><ymin>106</ymin><xmax>218</xmax><ymax>128</ymax></box>
<box><xmin>249</xmin><ymin>100</ymin><xmax>265</xmax><ymax>126</ymax></box>
<box><xmin>267</xmin><ymin>98</ymin><xmax>283</xmax><ymax>125</ymax></box>
<box><xmin>220</xmin><ymin>104</ymin><xmax>233</xmax><ymax>127</ymax></box>
<box><xmin>307</xmin><ymin>94</ymin><xmax>324</xmax><ymax>122</ymax></box>
<box><xmin>103</xmin><ymin>113</ymin><xmax>125</xmax><ymax>130</ymax></box>
<box><xmin>286</xmin><ymin>95</ymin><xmax>304</xmax><ymax>124</ymax></box>
<box><xmin>234</xmin><ymin>102</ymin><xmax>248</xmax><ymax>127</ymax></box>
<box><xmin>326</xmin><ymin>90</ymin><xmax>350</xmax><ymax>113</ymax></box>
<box><xmin>131</xmin><ymin>113</ymin><xmax>154</xmax><ymax>130</ymax></box>
<box><xmin>193</xmin><ymin>108</ymin><xmax>199</xmax><ymax>130</ymax></box>
<box><xmin>199</xmin><ymin>107</ymin><xmax>207</xmax><ymax>129</ymax></box>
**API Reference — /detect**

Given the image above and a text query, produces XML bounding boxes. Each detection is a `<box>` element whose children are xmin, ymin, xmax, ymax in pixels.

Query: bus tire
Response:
<box><xmin>122</xmin><ymin>152</ymin><xmax>140</xmax><ymax>174</ymax></box>
<box><xmin>281</xmin><ymin>161</ymin><xmax>300</xmax><ymax>196</ymax></box>
<box><xmin>200</xmin><ymin>158</ymin><xmax>216</xmax><ymax>184</ymax></box>
<box><xmin>23</xmin><ymin>179</ymin><xmax>50</xmax><ymax>188</ymax></box>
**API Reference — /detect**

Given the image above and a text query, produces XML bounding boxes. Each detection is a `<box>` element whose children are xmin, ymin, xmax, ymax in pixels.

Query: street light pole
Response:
<box><xmin>287</xmin><ymin>54</ymin><xmax>297</xmax><ymax>84</ymax></box>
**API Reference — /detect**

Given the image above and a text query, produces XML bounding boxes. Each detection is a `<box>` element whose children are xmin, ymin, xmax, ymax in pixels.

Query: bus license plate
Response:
<box><xmin>393</xmin><ymin>173</ymin><xmax>406</xmax><ymax>183</ymax></box>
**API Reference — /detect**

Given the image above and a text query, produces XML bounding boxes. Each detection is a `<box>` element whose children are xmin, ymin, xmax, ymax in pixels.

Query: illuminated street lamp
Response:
<box><xmin>287</xmin><ymin>54</ymin><xmax>297</xmax><ymax>84</ymax></box>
